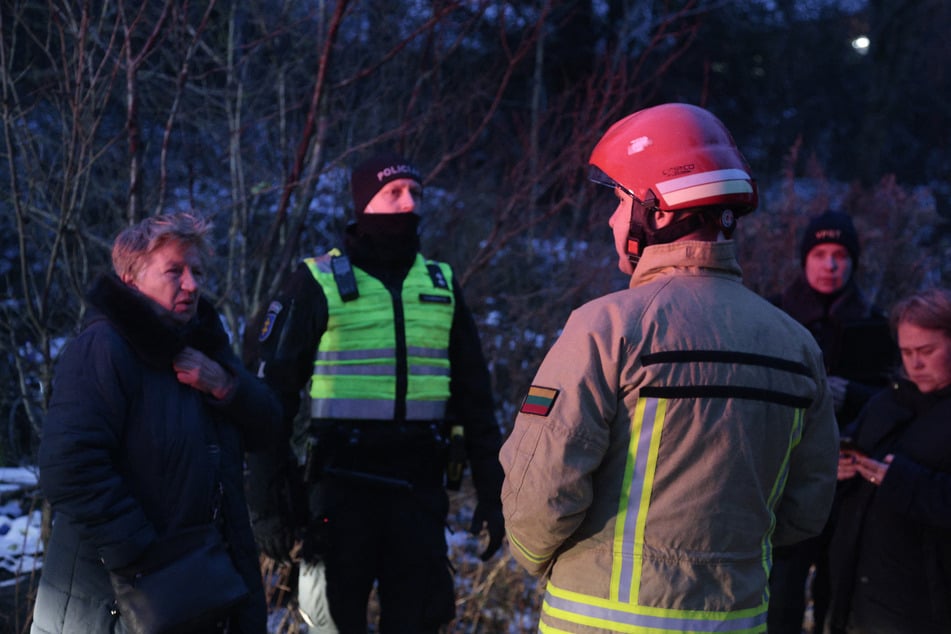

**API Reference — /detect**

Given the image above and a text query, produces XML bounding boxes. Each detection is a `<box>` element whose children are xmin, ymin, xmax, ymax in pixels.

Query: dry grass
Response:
<box><xmin>259</xmin><ymin>483</ymin><xmax>544</xmax><ymax>633</ymax></box>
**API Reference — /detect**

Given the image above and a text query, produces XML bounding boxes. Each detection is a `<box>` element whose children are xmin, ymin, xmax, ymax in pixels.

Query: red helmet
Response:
<box><xmin>589</xmin><ymin>103</ymin><xmax>758</xmax><ymax>215</ymax></box>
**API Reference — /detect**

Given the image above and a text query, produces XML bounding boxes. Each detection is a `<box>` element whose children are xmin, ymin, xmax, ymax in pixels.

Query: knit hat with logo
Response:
<box><xmin>350</xmin><ymin>153</ymin><xmax>422</xmax><ymax>216</ymax></box>
<box><xmin>800</xmin><ymin>210</ymin><xmax>860</xmax><ymax>266</ymax></box>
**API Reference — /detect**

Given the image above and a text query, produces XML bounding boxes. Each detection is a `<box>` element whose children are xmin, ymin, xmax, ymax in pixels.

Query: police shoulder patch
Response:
<box><xmin>258</xmin><ymin>301</ymin><xmax>283</xmax><ymax>342</ymax></box>
<box><xmin>519</xmin><ymin>385</ymin><xmax>559</xmax><ymax>416</ymax></box>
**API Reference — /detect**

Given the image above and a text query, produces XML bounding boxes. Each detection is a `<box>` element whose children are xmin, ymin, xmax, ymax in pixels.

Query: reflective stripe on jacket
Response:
<box><xmin>304</xmin><ymin>250</ymin><xmax>454</xmax><ymax>420</ymax></box>
<box><xmin>500</xmin><ymin>240</ymin><xmax>839</xmax><ymax>633</ymax></box>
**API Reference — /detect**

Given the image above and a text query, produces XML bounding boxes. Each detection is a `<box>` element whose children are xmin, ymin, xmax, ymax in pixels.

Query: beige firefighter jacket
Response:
<box><xmin>500</xmin><ymin>240</ymin><xmax>839</xmax><ymax>633</ymax></box>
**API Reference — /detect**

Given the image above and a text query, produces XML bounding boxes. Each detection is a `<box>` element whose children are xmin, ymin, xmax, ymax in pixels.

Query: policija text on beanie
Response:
<box><xmin>350</xmin><ymin>153</ymin><xmax>422</xmax><ymax>216</ymax></box>
<box><xmin>799</xmin><ymin>210</ymin><xmax>861</xmax><ymax>266</ymax></box>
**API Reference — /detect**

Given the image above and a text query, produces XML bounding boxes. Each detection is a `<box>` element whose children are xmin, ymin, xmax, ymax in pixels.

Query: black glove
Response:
<box><xmin>469</xmin><ymin>502</ymin><xmax>505</xmax><ymax>561</ymax></box>
<box><xmin>252</xmin><ymin>516</ymin><xmax>297</xmax><ymax>563</ymax></box>
<box><xmin>245</xmin><ymin>441</ymin><xmax>309</xmax><ymax>563</ymax></box>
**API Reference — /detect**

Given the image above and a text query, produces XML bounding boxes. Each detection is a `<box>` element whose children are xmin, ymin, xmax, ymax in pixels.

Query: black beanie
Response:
<box><xmin>799</xmin><ymin>210</ymin><xmax>860</xmax><ymax>266</ymax></box>
<box><xmin>350</xmin><ymin>152</ymin><xmax>422</xmax><ymax>215</ymax></box>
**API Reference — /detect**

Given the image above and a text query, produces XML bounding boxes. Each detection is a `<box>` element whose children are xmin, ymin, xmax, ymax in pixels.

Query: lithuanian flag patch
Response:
<box><xmin>520</xmin><ymin>385</ymin><xmax>559</xmax><ymax>416</ymax></box>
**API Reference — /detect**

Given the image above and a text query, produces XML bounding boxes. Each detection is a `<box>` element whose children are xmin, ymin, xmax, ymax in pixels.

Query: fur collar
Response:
<box><xmin>85</xmin><ymin>273</ymin><xmax>230</xmax><ymax>369</ymax></box>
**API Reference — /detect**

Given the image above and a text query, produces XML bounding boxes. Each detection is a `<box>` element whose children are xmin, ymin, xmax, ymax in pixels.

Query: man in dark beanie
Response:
<box><xmin>350</xmin><ymin>151</ymin><xmax>422</xmax><ymax>216</ymax></box>
<box><xmin>767</xmin><ymin>209</ymin><xmax>896</xmax><ymax>634</ymax></box>
<box><xmin>245</xmin><ymin>152</ymin><xmax>505</xmax><ymax>633</ymax></box>
<box><xmin>799</xmin><ymin>209</ymin><xmax>862</xmax><ymax>277</ymax></box>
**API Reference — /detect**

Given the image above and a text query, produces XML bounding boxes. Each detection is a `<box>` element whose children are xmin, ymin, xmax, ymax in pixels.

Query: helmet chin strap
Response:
<box><xmin>624</xmin><ymin>217</ymin><xmax>648</xmax><ymax>268</ymax></box>
<box><xmin>625</xmin><ymin>200</ymin><xmax>737</xmax><ymax>268</ymax></box>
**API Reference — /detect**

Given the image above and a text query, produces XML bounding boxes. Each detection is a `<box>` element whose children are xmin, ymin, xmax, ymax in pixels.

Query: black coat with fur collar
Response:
<box><xmin>33</xmin><ymin>273</ymin><xmax>280</xmax><ymax>634</ymax></box>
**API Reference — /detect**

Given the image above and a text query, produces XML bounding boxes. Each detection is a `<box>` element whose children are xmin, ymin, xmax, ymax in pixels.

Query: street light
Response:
<box><xmin>851</xmin><ymin>36</ymin><xmax>870</xmax><ymax>55</ymax></box>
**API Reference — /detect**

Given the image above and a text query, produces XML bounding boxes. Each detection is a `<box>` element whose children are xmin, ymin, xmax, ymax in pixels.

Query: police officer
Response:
<box><xmin>246</xmin><ymin>152</ymin><xmax>505</xmax><ymax>633</ymax></box>
<box><xmin>500</xmin><ymin>103</ymin><xmax>839</xmax><ymax>633</ymax></box>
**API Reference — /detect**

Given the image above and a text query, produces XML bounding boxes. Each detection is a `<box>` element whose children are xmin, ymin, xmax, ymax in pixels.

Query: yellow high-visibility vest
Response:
<box><xmin>304</xmin><ymin>250</ymin><xmax>454</xmax><ymax>420</ymax></box>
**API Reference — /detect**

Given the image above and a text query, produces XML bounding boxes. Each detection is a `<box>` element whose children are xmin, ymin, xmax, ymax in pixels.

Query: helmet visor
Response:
<box><xmin>589</xmin><ymin>165</ymin><xmax>635</xmax><ymax>198</ymax></box>
<box><xmin>588</xmin><ymin>164</ymin><xmax>618</xmax><ymax>188</ymax></box>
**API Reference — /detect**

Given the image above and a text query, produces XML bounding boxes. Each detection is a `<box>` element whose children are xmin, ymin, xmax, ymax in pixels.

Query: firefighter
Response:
<box><xmin>500</xmin><ymin>103</ymin><xmax>839</xmax><ymax>633</ymax></box>
<box><xmin>246</xmin><ymin>152</ymin><xmax>504</xmax><ymax>633</ymax></box>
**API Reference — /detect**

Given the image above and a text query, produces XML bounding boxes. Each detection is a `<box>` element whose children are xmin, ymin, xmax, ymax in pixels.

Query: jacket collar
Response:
<box><xmin>892</xmin><ymin>377</ymin><xmax>951</xmax><ymax>415</ymax></box>
<box><xmin>629</xmin><ymin>240</ymin><xmax>743</xmax><ymax>289</ymax></box>
<box><xmin>85</xmin><ymin>273</ymin><xmax>229</xmax><ymax>369</ymax></box>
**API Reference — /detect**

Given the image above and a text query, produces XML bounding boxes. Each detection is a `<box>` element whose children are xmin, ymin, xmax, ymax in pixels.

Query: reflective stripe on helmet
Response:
<box><xmin>655</xmin><ymin>168</ymin><xmax>754</xmax><ymax>207</ymax></box>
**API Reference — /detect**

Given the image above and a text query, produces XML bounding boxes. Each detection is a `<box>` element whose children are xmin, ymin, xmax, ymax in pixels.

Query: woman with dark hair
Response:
<box><xmin>32</xmin><ymin>213</ymin><xmax>280</xmax><ymax>633</ymax></box>
<box><xmin>827</xmin><ymin>287</ymin><xmax>951</xmax><ymax>633</ymax></box>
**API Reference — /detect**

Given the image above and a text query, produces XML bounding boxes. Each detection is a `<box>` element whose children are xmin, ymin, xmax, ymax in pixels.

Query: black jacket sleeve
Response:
<box><xmin>447</xmin><ymin>277</ymin><xmax>503</xmax><ymax>507</ymax></box>
<box><xmin>39</xmin><ymin>326</ymin><xmax>157</xmax><ymax>570</ymax></box>
<box><xmin>251</xmin><ymin>265</ymin><xmax>329</xmax><ymax>428</ymax></box>
<box><xmin>244</xmin><ymin>264</ymin><xmax>328</xmax><ymax>525</ymax></box>
<box><xmin>206</xmin><ymin>337</ymin><xmax>283</xmax><ymax>451</ymax></box>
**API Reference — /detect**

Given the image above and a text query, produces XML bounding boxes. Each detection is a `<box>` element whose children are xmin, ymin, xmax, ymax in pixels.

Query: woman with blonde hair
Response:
<box><xmin>32</xmin><ymin>213</ymin><xmax>280</xmax><ymax>633</ymax></box>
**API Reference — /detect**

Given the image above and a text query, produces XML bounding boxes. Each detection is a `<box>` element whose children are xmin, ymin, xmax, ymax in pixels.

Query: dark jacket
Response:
<box><xmin>828</xmin><ymin>380</ymin><xmax>951</xmax><ymax>632</ymax></box>
<box><xmin>246</xmin><ymin>226</ymin><xmax>503</xmax><ymax>532</ymax></box>
<box><xmin>772</xmin><ymin>275</ymin><xmax>895</xmax><ymax>427</ymax></box>
<box><xmin>32</xmin><ymin>273</ymin><xmax>280</xmax><ymax>634</ymax></box>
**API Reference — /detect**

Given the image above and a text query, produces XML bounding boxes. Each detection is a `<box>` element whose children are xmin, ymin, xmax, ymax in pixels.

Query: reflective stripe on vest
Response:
<box><xmin>540</xmin><ymin>581</ymin><xmax>768</xmax><ymax>633</ymax></box>
<box><xmin>304</xmin><ymin>251</ymin><xmax>453</xmax><ymax>421</ymax></box>
<box><xmin>536</xmin><ymin>396</ymin><xmax>795</xmax><ymax>633</ymax></box>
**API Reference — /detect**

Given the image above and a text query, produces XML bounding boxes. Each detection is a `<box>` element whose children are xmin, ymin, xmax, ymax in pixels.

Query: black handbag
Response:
<box><xmin>109</xmin><ymin>524</ymin><xmax>249</xmax><ymax>634</ymax></box>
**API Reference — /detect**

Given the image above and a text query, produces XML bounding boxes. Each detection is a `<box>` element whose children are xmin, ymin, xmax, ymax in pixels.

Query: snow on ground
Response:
<box><xmin>0</xmin><ymin>467</ymin><xmax>43</xmax><ymax>587</ymax></box>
